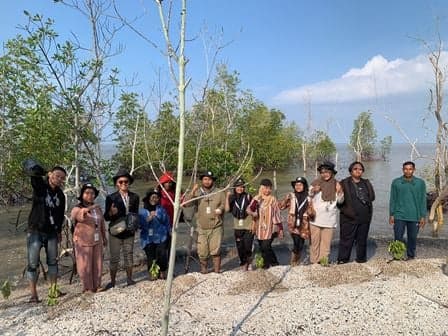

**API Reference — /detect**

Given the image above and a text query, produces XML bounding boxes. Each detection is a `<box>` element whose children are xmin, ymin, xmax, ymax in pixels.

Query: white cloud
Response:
<box><xmin>273</xmin><ymin>53</ymin><xmax>448</xmax><ymax>104</ymax></box>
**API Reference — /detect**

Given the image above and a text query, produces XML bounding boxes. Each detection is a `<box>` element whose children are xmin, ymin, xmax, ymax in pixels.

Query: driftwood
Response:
<box><xmin>428</xmin><ymin>184</ymin><xmax>448</xmax><ymax>236</ymax></box>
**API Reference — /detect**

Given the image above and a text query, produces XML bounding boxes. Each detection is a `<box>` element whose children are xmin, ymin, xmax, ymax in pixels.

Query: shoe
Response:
<box><xmin>55</xmin><ymin>289</ymin><xmax>67</xmax><ymax>298</ymax></box>
<box><xmin>337</xmin><ymin>260</ymin><xmax>348</xmax><ymax>264</ymax></box>
<box><xmin>126</xmin><ymin>279</ymin><xmax>136</xmax><ymax>286</ymax></box>
<box><xmin>104</xmin><ymin>282</ymin><xmax>115</xmax><ymax>291</ymax></box>
<box><xmin>355</xmin><ymin>259</ymin><xmax>367</xmax><ymax>263</ymax></box>
<box><xmin>27</xmin><ymin>296</ymin><xmax>42</xmax><ymax>304</ymax></box>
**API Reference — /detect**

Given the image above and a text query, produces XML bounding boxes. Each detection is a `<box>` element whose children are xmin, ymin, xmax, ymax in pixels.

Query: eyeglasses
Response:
<box><xmin>117</xmin><ymin>180</ymin><xmax>129</xmax><ymax>185</ymax></box>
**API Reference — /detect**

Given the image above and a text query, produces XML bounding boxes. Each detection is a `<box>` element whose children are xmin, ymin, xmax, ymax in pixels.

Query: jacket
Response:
<box><xmin>27</xmin><ymin>176</ymin><xmax>65</xmax><ymax>235</ymax></box>
<box><xmin>185</xmin><ymin>186</ymin><xmax>226</xmax><ymax>230</ymax></box>
<box><xmin>104</xmin><ymin>190</ymin><xmax>140</xmax><ymax>239</ymax></box>
<box><xmin>339</xmin><ymin>177</ymin><xmax>375</xmax><ymax>221</ymax></box>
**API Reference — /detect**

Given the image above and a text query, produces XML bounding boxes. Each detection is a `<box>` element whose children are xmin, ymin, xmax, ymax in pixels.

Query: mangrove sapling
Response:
<box><xmin>319</xmin><ymin>256</ymin><xmax>330</xmax><ymax>267</ymax></box>
<box><xmin>387</xmin><ymin>240</ymin><xmax>407</xmax><ymax>260</ymax></box>
<box><xmin>150</xmin><ymin>260</ymin><xmax>161</xmax><ymax>280</ymax></box>
<box><xmin>1</xmin><ymin>280</ymin><xmax>11</xmax><ymax>299</ymax></box>
<box><xmin>254</xmin><ymin>252</ymin><xmax>264</xmax><ymax>269</ymax></box>
<box><xmin>47</xmin><ymin>283</ymin><xmax>60</xmax><ymax>306</ymax></box>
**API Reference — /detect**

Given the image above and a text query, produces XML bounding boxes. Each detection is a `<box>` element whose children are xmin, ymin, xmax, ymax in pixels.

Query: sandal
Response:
<box><xmin>28</xmin><ymin>296</ymin><xmax>42</xmax><ymax>304</ymax></box>
<box><xmin>104</xmin><ymin>282</ymin><xmax>115</xmax><ymax>291</ymax></box>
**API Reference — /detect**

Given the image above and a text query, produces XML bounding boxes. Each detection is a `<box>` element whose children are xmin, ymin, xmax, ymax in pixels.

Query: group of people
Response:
<box><xmin>24</xmin><ymin>159</ymin><xmax>427</xmax><ymax>302</ymax></box>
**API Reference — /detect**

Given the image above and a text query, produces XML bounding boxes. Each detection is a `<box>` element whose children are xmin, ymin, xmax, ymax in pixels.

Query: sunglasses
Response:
<box><xmin>117</xmin><ymin>180</ymin><xmax>129</xmax><ymax>185</ymax></box>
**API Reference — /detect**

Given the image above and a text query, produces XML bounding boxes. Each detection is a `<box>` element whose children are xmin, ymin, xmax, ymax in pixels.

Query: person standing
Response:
<box><xmin>139</xmin><ymin>188</ymin><xmax>171</xmax><ymax>280</ymax></box>
<box><xmin>157</xmin><ymin>172</ymin><xmax>176</xmax><ymax>227</ymax></box>
<box><xmin>389</xmin><ymin>161</ymin><xmax>427</xmax><ymax>259</ymax></box>
<box><xmin>247</xmin><ymin>178</ymin><xmax>284</xmax><ymax>269</ymax></box>
<box><xmin>225</xmin><ymin>178</ymin><xmax>254</xmax><ymax>271</ymax></box>
<box><xmin>337</xmin><ymin>162</ymin><xmax>375</xmax><ymax>264</ymax></box>
<box><xmin>279</xmin><ymin>177</ymin><xmax>310</xmax><ymax>266</ymax></box>
<box><xmin>104</xmin><ymin>169</ymin><xmax>139</xmax><ymax>288</ymax></box>
<box><xmin>309</xmin><ymin>162</ymin><xmax>344</xmax><ymax>264</ymax></box>
<box><xmin>25</xmin><ymin>162</ymin><xmax>67</xmax><ymax>303</ymax></box>
<box><xmin>184</xmin><ymin>171</ymin><xmax>226</xmax><ymax>274</ymax></box>
<box><xmin>71</xmin><ymin>183</ymin><xmax>107</xmax><ymax>293</ymax></box>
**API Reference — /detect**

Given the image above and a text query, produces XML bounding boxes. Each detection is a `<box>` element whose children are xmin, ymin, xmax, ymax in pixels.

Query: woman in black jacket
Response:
<box><xmin>104</xmin><ymin>169</ymin><xmax>139</xmax><ymax>288</ymax></box>
<box><xmin>337</xmin><ymin>161</ymin><xmax>375</xmax><ymax>264</ymax></box>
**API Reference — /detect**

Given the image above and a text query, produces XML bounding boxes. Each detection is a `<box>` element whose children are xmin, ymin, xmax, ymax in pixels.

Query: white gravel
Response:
<box><xmin>1</xmin><ymin>257</ymin><xmax>448</xmax><ymax>336</ymax></box>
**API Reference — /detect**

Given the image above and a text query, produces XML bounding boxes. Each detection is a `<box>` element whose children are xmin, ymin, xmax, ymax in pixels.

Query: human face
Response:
<box><xmin>235</xmin><ymin>185</ymin><xmax>245</xmax><ymax>194</ymax></box>
<box><xmin>294</xmin><ymin>182</ymin><xmax>304</xmax><ymax>193</ymax></box>
<box><xmin>116</xmin><ymin>178</ymin><xmax>129</xmax><ymax>191</ymax></box>
<box><xmin>162</xmin><ymin>181</ymin><xmax>172</xmax><ymax>190</ymax></box>
<box><xmin>402</xmin><ymin>164</ymin><xmax>415</xmax><ymax>179</ymax></box>
<box><xmin>149</xmin><ymin>194</ymin><xmax>160</xmax><ymax>205</ymax></box>
<box><xmin>319</xmin><ymin>169</ymin><xmax>332</xmax><ymax>181</ymax></box>
<box><xmin>201</xmin><ymin>176</ymin><xmax>214</xmax><ymax>189</ymax></box>
<box><xmin>82</xmin><ymin>188</ymin><xmax>96</xmax><ymax>205</ymax></box>
<box><xmin>261</xmin><ymin>185</ymin><xmax>272</xmax><ymax>196</ymax></box>
<box><xmin>350</xmin><ymin>164</ymin><xmax>364</xmax><ymax>179</ymax></box>
<box><xmin>48</xmin><ymin>169</ymin><xmax>66</xmax><ymax>189</ymax></box>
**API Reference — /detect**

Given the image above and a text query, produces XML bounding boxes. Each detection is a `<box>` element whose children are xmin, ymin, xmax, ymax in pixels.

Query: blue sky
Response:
<box><xmin>2</xmin><ymin>0</ymin><xmax>448</xmax><ymax>144</ymax></box>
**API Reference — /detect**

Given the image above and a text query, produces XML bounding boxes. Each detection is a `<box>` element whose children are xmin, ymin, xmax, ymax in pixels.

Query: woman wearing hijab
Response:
<box><xmin>157</xmin><ymin>172</ymin><xmax>176</xmax><ymax>227</ymax></box>
<box><xmin>280</xmin><ymin>177</ymin><xmax>311</xmax><ymax>266</ymax></box>
<box><xmin>309</xmin><ymin>162</ymin><xmax>344</xmax><ymax>264</ymax></box>
<box><xmin>225</xmin><ymin>178</ymin><xmax>254</xmax><ymax>271</ymax></box>
<box><xmin>71</xmin><ymin>183</ymin><xmax>107</xmax><ymax>293</ymax></box>
<box><xmin>139</xmin><ymin>188</ymin><xmax>171</xmax><ymax>280</ymax></box>
<box><xmin>104</xmin><ymin>169</ymin><xmax>140</xmax><ymax>288</ymax></box>
<box><xmin>247</xmin><ymin>178</ymin><xmax>284</xmax><ymax>269</ymax></box>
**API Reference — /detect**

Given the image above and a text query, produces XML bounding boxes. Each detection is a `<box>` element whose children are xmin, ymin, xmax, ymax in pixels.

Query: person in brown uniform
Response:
<box><xmin>185</xmin><ymin>171</ymin><xmax>226</xmax><ymax>274</ymax></box>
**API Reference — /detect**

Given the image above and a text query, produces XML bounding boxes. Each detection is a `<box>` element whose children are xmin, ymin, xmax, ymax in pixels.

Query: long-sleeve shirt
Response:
<box><xmin>139</xmin><ymin>206</ymin><xmax>170</xmax><ymax>248</ymax></box>
<box><xmin>389</xmin><ymin>176</ymin><xmax>427</xmax><ymax>222</ymax></box>
<box><xmin>71</xmin><ymin>205</ymin><xmax>106</xmax><ymax>247</ymax></box>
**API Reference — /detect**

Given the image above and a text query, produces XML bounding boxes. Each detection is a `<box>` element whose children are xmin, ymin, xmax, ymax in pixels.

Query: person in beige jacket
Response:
<box><xmin>184</xmin><ymin>171</ymin><xmax>226</xmax><ymax>274</ymax></box>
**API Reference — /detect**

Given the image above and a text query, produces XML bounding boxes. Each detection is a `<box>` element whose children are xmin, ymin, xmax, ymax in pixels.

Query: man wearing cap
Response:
<box><xmin>184</xmin><ymin>171</ymin><xmax>226</xmax><ymax>274</ymax></box>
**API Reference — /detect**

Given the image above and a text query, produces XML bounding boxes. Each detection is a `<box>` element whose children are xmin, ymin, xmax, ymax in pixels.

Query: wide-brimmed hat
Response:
<box><xmin>199</xmin><ymin>171</ymin><xmax>216</xmax><ymax>181</ymax></box>
<box><xmin>78</xmin><ymin>183</ymin><xmax>99</xmax><ymax>201</ymax></box>
<box><xmin>113</xmin><ymin>169</ymin><xmax>134</xmax><ymax>185</ymax></box>
<box><xmin>142</xmin><ymin>188</ymin><xmax>161</xmax><ymax>203</ymax></box>
<box><xmin>233</xmin><ymin>178</ymin><xmax>246</xmax><ymax>187</ymax></box>
<box><xmin>260</xmin><ymin>178</ymin><xmax>273</xmax><ymax>187</ymax></box>
<box><xmin>291</xmin><ymin>177</ymin><xmax>308</xmax><ymax>189</ymax></box>
<box><xmin>317</xmin><ymin>161</ymin><xmax>337</xmax><ymax>175</ymax></box>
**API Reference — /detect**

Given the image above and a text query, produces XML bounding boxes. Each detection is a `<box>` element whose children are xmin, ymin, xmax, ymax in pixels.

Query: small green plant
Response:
<box><xmin>1</xmin><ymin>280</ymin><xmax>11</xmax><ymax>299</ymax></box>
<box><xmin>388</xmin><ymin>240</ymin><xmax>407</xmax><ymax>260</ymax></box>
<box><xmin>254</xmin><ymin>252</ymin><xmax>264</xmax><ymax>269</ymax></box>
<box><xmin>149</xmin><ymin>260</ymin><xmax>160</xmax><ymax>280</ymax></box>
<box><xmin>319</xmin><ymin>256</ymin><xmax>329</xmax><ymax>267</ymax></box>
<box><xmin>47</xmin><ymin>283</ymin><xmax>60</xmax><ymax>306</ymax></box>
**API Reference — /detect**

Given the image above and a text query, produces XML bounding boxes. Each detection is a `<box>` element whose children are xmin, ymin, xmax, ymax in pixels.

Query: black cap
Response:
<box><xmin>260</xmin><ymin>178</ymin><xmax>273</xmax><ymax>187</ymax></box>
<box><xmin>199</xmin><ymin>171</ymin><xmax>216</xmax><ymax>180</ymax></box>
<box><xmin>113</xmin><ymin>169</ymin><xmax>134</xmax><ymax>185</ymax></box>
<box><xmin>142</xmin><ymin>188</ymin><xmax>161</xmax><ymax>202</ymax></box>
<box><xmin>317</xmin><ymin>161</ymin><xmax>337</xmax><ymax>175</ymax></box>
<box><xmin>291</xmin><ymin>177</ymin><xmax>308</xmax><ymax>189</ymax></box>
<box><xmin>78</xmin><ymin>183</ymin><xmax>99</xmax><ymax>201</ymax></box>
<box><xmin>233</xmin><ymin>178</ymin><xmax>245</xmax><ymax>187</ymax></box>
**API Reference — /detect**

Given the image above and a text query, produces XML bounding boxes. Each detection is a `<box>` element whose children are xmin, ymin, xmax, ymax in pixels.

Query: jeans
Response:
<box><xmin>393</xmin><ymin>219</ymin><xmax>419</xmax><ymax>258</ymax></box>
<box><xmin>27</xmin><ymin>231</ymin><xmax>58</xmax><ymax>282</ymax></box>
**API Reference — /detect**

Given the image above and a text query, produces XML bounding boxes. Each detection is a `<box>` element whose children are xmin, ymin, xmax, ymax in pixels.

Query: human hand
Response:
<box><xmin>336</xmin><ymin>182</ymin><xmax>342</xmax><ymax>194</ymax></box>
<box><xmin>214</xmin><ymin>208</ymin><xmax>222</xmax><ymax>215</ymax></box>
<box><xmin>109</xmin><ymin>203</ymin><xmax>118</xmax><ymax>216</ymax></box>
<box><xmin>191</xmin><ymin>183</ymin><xmax>199</xmax><ymax>194</ymax></box>
<box><xmin>418</xmin><ymin>218</ymin><xmax>426</xmax><ymax>229</ymax></box>
<box><xmin>389</xmin><ymin>216</ymin><xmax>394</xmax><ymax>226</ymax></box>
<box><xmin>278</xmin><ymin>230</ymin><xmax>284</xmax><ymax>240</ymax></box>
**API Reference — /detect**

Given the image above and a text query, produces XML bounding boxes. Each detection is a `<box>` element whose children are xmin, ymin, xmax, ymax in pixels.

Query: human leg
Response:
<box><xmin>108</xmin><ymin>235</ymin><xmax>121</xmax><ymax>287</ymax></box>
<box><xmin>338</xmin><ymin>220</ymin><xmax>356</xmax><ymax>263</ymax></box>
<box><xmin>210</xmin><ymin>226</ymin><xmax>224</xmax><ymax>273</ymax></box>
<box><xmin>197</xmin><ymin>228</ymin><xmax>209</xmax><ymax>274</ymax></box>
<box><xmin>319</xmin><ymin>228</ymin><xmax>334</xmax><ymax>261</ymax></box>
<box><xmin>405</xmin><ymin>220</ymin><xmax>419</xmax><ymax>258</ymax></box>
<box><xmin>75</xmin><ymin>242</ymin><xmax>94</xmax><ymax>291</ymax></box>
<box><xmin>122</xmin><ymin>236</ymin><xmax>135</xmax><ymax>285</ymax></box>
<box><xmin>309</xmin><ymin>224</ymin><xmax>321</xmax><ymax>264</ymax></box>
<box><xmin>355</xmin><ymin>220</ymin><xmax>371</xmax><ymax>262</ymax></box>
<box><xmin>27</xmin><ymin>232</ymin><xmax>42</xmax><ymax>300</ymax></box>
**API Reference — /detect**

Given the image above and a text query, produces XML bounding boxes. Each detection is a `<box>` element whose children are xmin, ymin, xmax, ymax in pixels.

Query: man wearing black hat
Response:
<box><xmin>104</xmin><ymin>169</ymin><xmax>139</xmax><ymax>288</ymax></box>
<box><xmin>184</xmin><ymin>171</ymin><xmax>226</xmax><ymax>274</ymax></box>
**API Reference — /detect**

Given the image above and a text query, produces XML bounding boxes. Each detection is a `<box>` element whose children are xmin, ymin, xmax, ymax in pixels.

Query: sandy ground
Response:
<box><xmin>1</xmin><ymin>237</ymin><xmax>448</xmax><ymax>336</ymax></box>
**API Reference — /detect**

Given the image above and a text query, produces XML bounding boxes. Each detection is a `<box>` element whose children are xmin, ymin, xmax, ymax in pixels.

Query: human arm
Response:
<box><xmin>389</xmin><ymin>180</ymin><xmax>396</xmax><ymax>225</ymax></box>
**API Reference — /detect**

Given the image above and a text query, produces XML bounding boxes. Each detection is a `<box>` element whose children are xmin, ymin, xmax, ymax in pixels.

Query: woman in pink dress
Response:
<box><xmin>71</xmin><ymin>183</ymin><xmax>107</xmax><ymax>293</ymax></box>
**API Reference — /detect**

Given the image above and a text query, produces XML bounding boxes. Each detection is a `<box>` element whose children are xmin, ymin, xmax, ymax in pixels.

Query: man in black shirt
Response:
<box><xmin>26</xmin><ymin>163</ymin><xmax>66</xmax><ymax>303</ymax></box>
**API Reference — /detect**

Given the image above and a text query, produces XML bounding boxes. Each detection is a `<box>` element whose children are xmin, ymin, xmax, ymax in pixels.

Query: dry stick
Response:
<box><xmin>414</xmin><ymin>290</ymin><xmax>448</xmax><ymax>309</ymax></box>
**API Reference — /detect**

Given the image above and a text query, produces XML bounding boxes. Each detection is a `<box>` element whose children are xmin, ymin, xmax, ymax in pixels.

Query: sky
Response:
<box><xmin>2</xmin><ymin>0</ymin><xmax>448</xmax><ymax>144</ymax></box>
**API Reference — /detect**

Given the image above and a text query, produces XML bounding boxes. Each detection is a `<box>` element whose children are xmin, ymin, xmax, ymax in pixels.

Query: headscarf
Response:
<box><xmin>311</xmin><ymin>176</ymin><xmax>337</xmax><ymax>202</ymax></box>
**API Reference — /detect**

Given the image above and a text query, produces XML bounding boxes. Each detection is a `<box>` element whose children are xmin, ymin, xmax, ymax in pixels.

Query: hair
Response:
<box><xmin>348</xmin><ymin>161</ymin><xmax>365</xmax><ymax>173</ymax></box>
<box><xmin>51</xmin><ymin>166</ymin><xmax>67</xmax><ymax>175</ymax></box>
<box><xmin>402</xmin><ymin>161</ymin><xmax>415</xmax><ymax>169</ymax></box>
